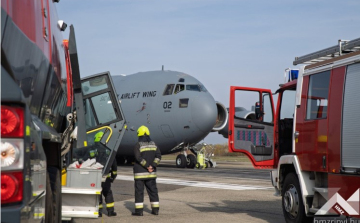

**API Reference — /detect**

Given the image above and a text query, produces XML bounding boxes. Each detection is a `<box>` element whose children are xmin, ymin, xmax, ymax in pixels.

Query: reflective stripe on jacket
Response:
<box><xmin>133</xmin><ymin>141</ymin><xmax>161</xmax><ymax>179</ymax></box>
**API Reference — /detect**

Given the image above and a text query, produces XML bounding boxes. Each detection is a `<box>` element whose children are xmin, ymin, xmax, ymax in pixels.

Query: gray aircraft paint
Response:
<box><xmin>111</xmin><ymin>70</ymin><xmax>224</xmax><ymax>157</ymax></box>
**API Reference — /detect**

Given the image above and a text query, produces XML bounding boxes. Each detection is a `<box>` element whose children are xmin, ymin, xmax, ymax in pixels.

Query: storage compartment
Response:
<box><xmin>342</xmin><ymin>63</ymin><xmax>360</xmax><ymax>170</ymax></box>
<box><xmin>65</xmin><ymin>168</ymin><xmax>102</xmax><ymax>189</ymax></box>
<box><xmin>251</xmin><ymin>145</ymin><xmax>272</xmax><ymax>155</ymax></box>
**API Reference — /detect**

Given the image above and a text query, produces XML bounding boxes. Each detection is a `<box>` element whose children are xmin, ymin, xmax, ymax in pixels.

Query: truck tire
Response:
<box><xmin>176</xmin><ymin>154</ymin><xmax>186</xmax><ymax>168</ymax></box>
<box><xmin>186</xmin><ymin>154</ymin><xmax>196</xmax><ymax>168</ymax></box>
<box><xmin>45</xmin><ymin>173</ymin><xmax>54</xmax><ymax>223</ymax></box>
<box><xmin>282</xmin><ymin>173</ymin><xmax>312</xmax><ymax>223</ymax></box>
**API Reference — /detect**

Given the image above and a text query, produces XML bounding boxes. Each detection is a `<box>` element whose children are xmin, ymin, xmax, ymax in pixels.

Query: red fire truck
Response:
<box><xmin>228</xmin><ymin>37</ymin><xmax>360</xmax><ymax>223</ymax></box>
<box><xmin>1</xmin><ymin>1</ymin><xmax>126</xmax><ymax>222</ymax></box>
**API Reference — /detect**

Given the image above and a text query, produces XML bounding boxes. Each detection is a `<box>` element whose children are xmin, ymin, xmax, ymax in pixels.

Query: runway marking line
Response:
<box><xmin>116</xmin><ymin>175</ymin><xmax>273</xmax><ymax>191</ymax></box>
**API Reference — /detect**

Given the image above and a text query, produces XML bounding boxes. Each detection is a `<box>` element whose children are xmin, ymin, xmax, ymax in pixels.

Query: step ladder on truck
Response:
<box><xmin>60</xmin><ymin>26</ymin><xmax>127</xmax><ymax>221</ymax></box>
<box><xmin>227</xmin><ymin>37</ymin><xmax>360</xmax><ymax>222</ymax></box>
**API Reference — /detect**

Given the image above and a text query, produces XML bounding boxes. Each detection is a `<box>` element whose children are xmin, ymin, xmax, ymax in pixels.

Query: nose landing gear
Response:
<box><xmin>175</xmin><ymin>143</ymin><xmax>216</xmax><ymax>169</ymax></box>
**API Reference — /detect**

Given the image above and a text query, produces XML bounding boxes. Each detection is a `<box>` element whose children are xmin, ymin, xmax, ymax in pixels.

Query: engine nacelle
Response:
<box><xmin>217</xmin><ymin>107</ymin><xmax>256</xmax><ymax>138</ymax></box>
<box><xmin>212</xmin><ymin>102</ymin><xmax>228</xmax><ymax>132</ymax></box>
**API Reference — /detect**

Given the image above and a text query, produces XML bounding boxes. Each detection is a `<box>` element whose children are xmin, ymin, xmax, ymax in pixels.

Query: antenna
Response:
<box><xmin>162</xmin><ymin>65</ymin><xmax>164</xmax><ymax>71</ymax></box>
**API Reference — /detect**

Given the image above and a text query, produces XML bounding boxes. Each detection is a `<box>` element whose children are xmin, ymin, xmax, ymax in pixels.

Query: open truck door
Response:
<box><xmin>79</xmin><ymin>72</ymin><xmax>126</xmax><ymax>175</ymax></box>
<box><xmin>68</xmin><ymin>25</ymin><xmax>126</xmax><ymax>176</ymax></box>
<box><xmin>228</xmin><ymin>86</ymin><xmax>275</xmax><ymax>168</ymax></box>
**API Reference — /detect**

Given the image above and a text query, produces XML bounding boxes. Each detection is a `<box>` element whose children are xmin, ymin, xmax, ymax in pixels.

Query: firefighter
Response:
<box><xmin>93</xmin><ymin>132</ymin><xmax>118</xmax><ymax>217</ymax></box>
<box><xmin>132</xmin><ymin>125</ymin><xmax>161</xmax><ymax>216</ymax></box>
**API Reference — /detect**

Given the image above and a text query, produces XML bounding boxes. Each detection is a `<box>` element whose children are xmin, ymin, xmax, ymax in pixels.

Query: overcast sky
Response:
<box><xmin>57</xmin><ymin>0</ymin><xmax>360</xmax><ymax>144</ymax></box>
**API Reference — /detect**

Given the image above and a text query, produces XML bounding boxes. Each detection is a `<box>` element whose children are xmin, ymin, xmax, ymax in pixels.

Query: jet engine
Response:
<box><xmin>217</xmin><ymin>107</ymin><xmax>256</xmax><ymax>138</ymax></box>
<box><xmin>212</xmin><ymin>102</ymin><xmax>228</xmax><ymax>132</ymax></box>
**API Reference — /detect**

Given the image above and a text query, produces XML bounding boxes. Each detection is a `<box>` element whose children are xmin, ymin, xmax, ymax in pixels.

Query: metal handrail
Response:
<box><xmin>86</xmin><ymin>126</ymin><xmax>113</xmax><ymax>143</ymax></box>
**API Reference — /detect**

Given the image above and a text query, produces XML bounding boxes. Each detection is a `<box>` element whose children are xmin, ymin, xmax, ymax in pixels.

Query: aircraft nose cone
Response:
<box><xmin>191</xmin><ymin>96</ymin><xmax>217</xmax><ymax>133</ymax></box>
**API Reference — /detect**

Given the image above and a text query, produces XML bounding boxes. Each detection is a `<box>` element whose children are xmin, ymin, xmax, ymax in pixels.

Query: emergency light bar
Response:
<box><xmin>284</xmin><ymin>68</ymin><xmax>299</xmax><ymax>83</ymax></box>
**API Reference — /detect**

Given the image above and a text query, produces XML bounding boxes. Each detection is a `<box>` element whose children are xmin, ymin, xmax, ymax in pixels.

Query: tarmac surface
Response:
<box><xmin>71</xmin><ymin>160</ymin><xmax>285</xmax><ymax>223</ymax></box>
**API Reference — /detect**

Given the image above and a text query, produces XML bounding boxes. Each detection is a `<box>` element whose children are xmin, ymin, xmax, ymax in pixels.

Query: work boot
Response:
<box><xmin>132</xmin><ymin>210</ymin><xmax>143</xmax><ymax>216</ymax></box>
<box><xmin>151</xmin><ymin>209</ymin><xmax>159</xmax><ymax>215</ymax></box>
<box><xmin>108</xmin><ymin>210</ymin><xmax>117</xmax><ymax>217</ymax></box>
<box><xmin>98</xmin><ymin>212</ymin><xmax>102</xmax><ymax>217</ymax></box>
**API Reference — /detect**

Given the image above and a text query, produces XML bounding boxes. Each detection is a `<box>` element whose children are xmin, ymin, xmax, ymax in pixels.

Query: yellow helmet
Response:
<box><xmin>94</xmin><ymin>131</ymin><xmax>104</xmax><ymax>142</ymax></box>
<box><xmin>137</xmin><ymin>125</ymin><xmax>150</xmax><ymax>137</ymax></box>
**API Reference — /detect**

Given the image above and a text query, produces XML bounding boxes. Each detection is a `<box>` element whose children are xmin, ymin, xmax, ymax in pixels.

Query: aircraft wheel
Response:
<box><xmin>176</xmin><ymin>154</ymin><xmax>186</xmax><ymax>168</ymax></box>
<box><xmin>186</xmin><ymin>154</ymin><xmax>196</xmax><ymax>168</ymax></box>
<box><xmin>282</xmin><ymin>173</ymin><xmax>312</xmax><ymax>223</ymax></box>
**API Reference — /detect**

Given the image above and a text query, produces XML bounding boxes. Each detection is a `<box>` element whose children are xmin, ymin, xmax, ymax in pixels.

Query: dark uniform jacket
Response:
<box><xmin>133</xmin><ymin>138</ymin><xmax>161</xmax><ymax>180</ymax></box>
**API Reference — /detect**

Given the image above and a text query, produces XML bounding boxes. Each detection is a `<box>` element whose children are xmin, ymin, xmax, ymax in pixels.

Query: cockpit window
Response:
<box><xmin>174</xmin><ymin>84</ymin><xmax>185</xmax><ymax>94</ymax></box>
<box><xmin>186</xmin><ymin>85</ymin><xmax>201</xmax><ymax>91</ymax></box>
<box><xmin>179</xmin><ymin>98</ymin><xmax>189</xmax><ymax>108</ymax></box>
<box><xmin>178</xmin><ymin>78</ymin><xmax>185</xmax><ymax>82</ymax></box>
<box><xmin>199</xmin><ymin>84</ymin><xmax>207</xmax><ymax>92</ymax></box>
<box><xmin>163</xmin><ymin>84</ymin><xmax>175</xmax><ymax>95</ymax></box>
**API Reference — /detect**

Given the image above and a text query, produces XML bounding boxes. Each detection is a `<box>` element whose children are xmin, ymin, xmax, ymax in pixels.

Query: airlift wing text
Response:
<box><xmin>120</xmin><ymin>91</ymin><xmax>157</xmax><ymax>99</ymax></box>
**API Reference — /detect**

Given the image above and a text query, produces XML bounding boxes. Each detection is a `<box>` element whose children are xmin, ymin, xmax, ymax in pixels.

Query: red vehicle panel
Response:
<box><xmin>228</xmin><ymin>86</ymin><xmax>276</xmax><ymax>169</ymax></box>
<box><xmin>327</xmin><ymin>66</ymin><xmax>346</xmax><ymax>173</ymax></box>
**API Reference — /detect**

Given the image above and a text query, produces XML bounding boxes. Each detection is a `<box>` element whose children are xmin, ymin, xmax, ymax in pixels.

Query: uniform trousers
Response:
<box><xmin>99</xmin><ymin>178</ymin><xmax>115</xmax><ymax>211</ymax></box>
<box><xmin>134</xmin><ymin>179</ymin><xmax>159</xmax><ymax>210</ymax></box>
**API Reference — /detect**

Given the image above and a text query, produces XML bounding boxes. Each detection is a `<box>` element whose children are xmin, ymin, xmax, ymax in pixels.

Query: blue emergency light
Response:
<box><xmin>285</xmin><ymin>69</ymin><xmax>299</xmax><ymax>82</ymax></box>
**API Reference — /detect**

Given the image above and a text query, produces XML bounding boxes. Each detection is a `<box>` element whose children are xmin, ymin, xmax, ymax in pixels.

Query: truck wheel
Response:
<box><xmin>45</xmin><ymin>173</ymin><xmax>54</xmax><ymax>223</ymax></box>
<box><xmin>48</xmin><ymin>167</ymin><xmax>62</xmax><ymax>223</ymax></box>
<box><xmin>176</xmin><ymin>154</ymin><xmax>186</xmax><ymax>168</ymax></box>
<box><xmin>282</xmin><ymin>173</ymin><xmax>312</xmax><ymax>223</ymax></box>
<box><xmin>186</xmin><ymin>154</ymin><xmax>196</xmax><ymax>168</ymax></box>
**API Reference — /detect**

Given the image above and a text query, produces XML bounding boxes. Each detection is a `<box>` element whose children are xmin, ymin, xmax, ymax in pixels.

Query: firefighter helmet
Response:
<box><xmin>137</xmin><ymin>125</ymin><xmax>150</xmax><ymax>137</ymax></box>
<box><xmin>94</xmin><ymin>131</ymin><xmax>104</xmax><ymax>142</ymax></box>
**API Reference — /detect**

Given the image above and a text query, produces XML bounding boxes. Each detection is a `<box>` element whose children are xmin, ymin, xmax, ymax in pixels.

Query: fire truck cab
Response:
<box><xmin>1</xmin><ymin>1</ymin><xmax>126</xmax><ymax>222</ymax></box>
<box><xmin>228</xmin><ymin>37</ymin><xmax>360</xmax><ymax>223</ymax></box>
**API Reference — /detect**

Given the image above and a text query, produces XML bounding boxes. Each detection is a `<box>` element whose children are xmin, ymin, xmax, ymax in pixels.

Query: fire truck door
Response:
<box><xmin>228</xmin><ymin>86</ymin><xmax>275</xmax><ymax>168</ymax></box>
<box><xmin>67</xmin><ymin>25</ymin><xmax>126</xmax><ymax>176</ymax></box>
<box><xmin>80</xmin><ymin>72</ymin><xmax>126</xmax><ymax>176</ymax></box>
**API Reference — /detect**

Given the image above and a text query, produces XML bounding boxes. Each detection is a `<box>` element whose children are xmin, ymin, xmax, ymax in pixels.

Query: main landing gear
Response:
<box><xmin>176</xmin><ymin>153</ymin><xmax>197</xmax><ymax>168</ymax></box>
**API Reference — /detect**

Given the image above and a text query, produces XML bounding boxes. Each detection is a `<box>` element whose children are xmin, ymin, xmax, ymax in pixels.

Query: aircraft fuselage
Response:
<box><xmin>111</xmin><ymin>70</ymin><xmax>220</xmax><ymax>156</ymax></box>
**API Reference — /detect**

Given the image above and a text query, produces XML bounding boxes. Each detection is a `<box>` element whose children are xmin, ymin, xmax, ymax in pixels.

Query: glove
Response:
<box><xmin>110</xmin><ymin>174</ymin><xmax>117</xmax><ymax>183</ymax></box>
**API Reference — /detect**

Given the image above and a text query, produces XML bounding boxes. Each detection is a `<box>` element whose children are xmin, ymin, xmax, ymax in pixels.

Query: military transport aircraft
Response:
<box><xmin>110</xmin><ymin>70</ymin><xmax>228</xmax><ymax>168</ymax></box>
